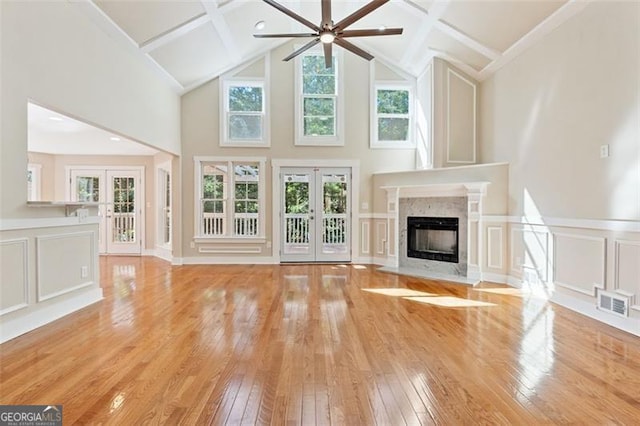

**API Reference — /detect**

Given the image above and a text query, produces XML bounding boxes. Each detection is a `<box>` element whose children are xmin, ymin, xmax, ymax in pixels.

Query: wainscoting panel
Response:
<box><xmin>36</xmin><ymin>231</ymin><xmax>96</xmax><ymax>302</ymax></box>
<box><xmin>487</xmin><ymin>226</ymin><xmax>503</xmax><ymax>270</ymax></box>
<box><xmin>0</xmin><ymin>239</ymin><xmax>29</xmax><ymax>315</ymax></box>
<box><xmin>614</xmin><ymin>240</ymin><xmax>640</xmax><ymax>310</ymax></box>
<box><xmin>553</xmin><ymin>233</ymin><xmax>606</xmax><ymax>296</ymax></box>
<box><xmin>361</xmin><ymin>222</ymin><xmax>370</xmax><ymax>255</ymax></box>
<box><xmin>376</xmin><ymin>222</ymin><xmax>387</xmax><ymax>255</ymax></box>
<box><xmin>510</xmin><ymin>227</ymin><xmax>549</xmax><ymax>281</ymax></box>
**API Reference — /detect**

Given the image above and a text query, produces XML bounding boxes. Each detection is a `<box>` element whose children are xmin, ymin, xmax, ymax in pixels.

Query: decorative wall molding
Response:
<box><xmin>358</xmin><ymin>213</ymin><xmax>393</xmax><ymax>220</ymax></box>
<box><xmin>361</xmin><ymin>222</ymin><xmax>370</xmax><ymax>255</ymax></box>
<box><xmin>487</xmin><ymin>226</ymin><xmax>503</xmax><ymax>270</ymax></box>
<box><xmin>510</xmin><ymin>227</ymin><xmax>549</xmax><ymax>277</ymax></box>
<box><xmin>614</xmin><ymin>239</ymin><xmax>640</xmax><ymax>311</ymax></box>
<box><xmin>376</xmin><ymin>222</ymin><xmax>387</xmax><ymax>256</ymax></box>
<box><xmin>198</xmin><ymin>246</ymin><xmax>262</xmax><ymax>254</ymax></box>
<box><xmin>483</xmin><ymin>215</ymin><xmax>640</xmax><ymax>233</ymax></box>
<box><xmin>36</xmin><ymin>231</ymin><xmax>96</xmax><ymax>302</ymax></box>
<box><xmin>0</xmin><ymin>238</ymin><xmax>29</xmax><ymax>316</ymax></box>
<box><xmin>553</xmin><ymin>233</ymin><xmax>606</xmax><ymax>297</ymax></box>
<box><xmin>0</xmin><ymin>216</ymin><xmax>100</xmax><ymax>232</ymax></box>
<box><xmin>181</xmin><ymin>256</ymin><xmax>277</xmax><ymax>265</ymax></box>
<box><xmin>446</xmin><ymin>68</ymin><xmax>476</xmax><ymax>164</ymax></box>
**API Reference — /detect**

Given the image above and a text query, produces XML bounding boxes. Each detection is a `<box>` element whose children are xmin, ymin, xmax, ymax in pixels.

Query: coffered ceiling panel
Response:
<box><xmin>75</xmin><ymin>0</ymin><xmax>589</xmax><ymax>93</ymax></box>
<box><xmin>95</xmin><ymin>0</ymin><xmax>205</xmax><ymax>45</ymax></box>
<box><xmin>441</xmin><ymin>0</ymin><xmax>567</xmax><ymax>52</ymax></box>
<box><xmin>150</xmin><ymin>22</ymin><xmax>229</xmax><ymax>87</ymax></box>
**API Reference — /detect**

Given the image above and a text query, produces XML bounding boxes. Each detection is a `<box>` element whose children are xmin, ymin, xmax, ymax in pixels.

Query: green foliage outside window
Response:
<box><xmin>377</xmin><ymin>89</ymin><xmax>410</xmax><ymax>142</ymax></box>
<box><xmin>302</xmin><ymin>55</ymin><xmax>336</xmax><ymax>137</ymax></box>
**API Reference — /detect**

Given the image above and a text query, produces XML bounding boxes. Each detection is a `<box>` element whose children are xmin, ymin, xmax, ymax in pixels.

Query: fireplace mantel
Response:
<box><xmin>381</xmin><ymin>181</ymin><xmax>490</xmax><ymax>199</ymax></box>
<box><xmin>381</xmin><ymin>181</ymin><xmax>490</xmax><ymax>283</ymax></box>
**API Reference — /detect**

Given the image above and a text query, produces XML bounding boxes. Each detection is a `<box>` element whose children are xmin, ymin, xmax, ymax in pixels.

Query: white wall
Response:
<box><xmin>0</xmin><ymin>1</ymin><xmax>180</xmax><ymax>342</ymax></box>
<box><xmin>1</xmin><ymin>1</ymin><xmax>181</xmax><ymax>218</ymax></box>
<box><xmin>479</xmin><ymin>1</ymin><xmax>640</xmax><ymax>335</ymax></box>
<box><xmin>180</xmin><ymin>42</ymin><xmax>417</xmax><ymax>261</ymax></box>
<box><xmin>479</xmin><ymin>1</ymin><xmax>640</xmax><ymax>221</ymax></box>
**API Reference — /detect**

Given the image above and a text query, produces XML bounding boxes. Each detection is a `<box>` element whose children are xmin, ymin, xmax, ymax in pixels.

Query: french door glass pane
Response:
<box><xmin>112</xmin><ymin>177</ymin><xmax>135</xmax><ymax>243</ymax></box>
<box><xmin>322</xmin><ymin>174</ymin><xmax>348</xmax><ymax>253</ymax></box>
<box><xmin>77</xmin><ymin>176</ymin><xmax>100</xmax><ymax>202</ymax></box>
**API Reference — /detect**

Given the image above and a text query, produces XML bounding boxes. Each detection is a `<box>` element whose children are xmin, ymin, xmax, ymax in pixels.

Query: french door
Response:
<box><xmin>70</xmin><ymin>168</ymin><xmax>142</xmax><ymax>255</ymax></box>
<box><xmin>280</xmin><ymin>167</ymin><xmax>351</xmax><ymax>262</ymax></box>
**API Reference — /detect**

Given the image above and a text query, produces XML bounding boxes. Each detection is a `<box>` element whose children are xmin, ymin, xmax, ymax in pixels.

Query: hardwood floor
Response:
<box><xmin>1</xmin><ymin>256</ymin><xmax>639</xmax><ymax>424</ymax></box>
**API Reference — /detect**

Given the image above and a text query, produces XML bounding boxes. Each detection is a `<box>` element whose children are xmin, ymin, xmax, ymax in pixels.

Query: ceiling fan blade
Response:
<box><xmin>283</xmin><ymin>38</ymin><xmax>321</xmax><ymax>61</ymax></box>
<box><xmin>333</xmin><ymin>0</ymin><xmax>390</xmax><ymax>31</ymax></box>
<box><xmin>323</xmin><ymin>42</ymin><xmax>333</xmax><ymax>68</ymax></box>
<box><xmin>254</xmin><ymin>33</ymin><xmax>318</xmax><ymax>38</ymax></box>
<box><xmin>262</xmin><ymin>0</ymin><xmax>319</xmax><ymax>32</ymax></box>
<box><xmin>334</xmin><ymin>38</ymin><xmax>374</xmax><ymax>61</ymax></box>
<box><xmin>340</xmin><ymin>28</ymin><xmax>403</xmax><ymax>38</ymax></box>
<box><xmin>321</xmin><ymin>0</ymin><xmax>332</xmax><ymax>28</ymax></box>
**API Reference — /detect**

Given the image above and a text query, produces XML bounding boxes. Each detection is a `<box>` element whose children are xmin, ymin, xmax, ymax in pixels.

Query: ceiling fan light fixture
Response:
<box><xmin>379</xmin><ymin>25</ymin><xmax>386</xmax><ymax>31</ymax></box>
<box><xmin>319</xmin><ymin>31</ymin><xmax>335</xmax><ymax>44</ymax></box>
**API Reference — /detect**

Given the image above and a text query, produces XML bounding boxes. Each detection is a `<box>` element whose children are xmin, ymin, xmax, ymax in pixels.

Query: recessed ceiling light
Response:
<box><xmin>110</xmin><ymin>137</ymin><xmax>121</xmax><ymax>141</ymax></box>
<box><xmin>379</xmin><ymin>25</ymin><xmax>387</xmax><ymax>31</ymax></box>
<box><xmin>254</xmin><ymin>21</ymin><xmax>265</xmax><ymax>30</ymax></box>
<box><xmin>48</xmin><ymin>116</ymin><xmax>63</xmax><ymax>121</ymax></box>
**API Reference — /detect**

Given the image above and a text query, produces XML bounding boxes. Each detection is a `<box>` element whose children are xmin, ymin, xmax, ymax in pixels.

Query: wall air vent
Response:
<box><xmin>597</xmin><ymin>290</ymin><xmax>629</xmax><ymax>318</ymax></box>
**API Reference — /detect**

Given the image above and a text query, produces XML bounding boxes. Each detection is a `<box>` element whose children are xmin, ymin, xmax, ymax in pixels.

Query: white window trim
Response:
<box><xmin>370</xmin><ymin>81</ymin><xmax>416</xmax><ymax>149</ymax></box>
<box><xmin>220</xmin><ymin>78</ymin><xmax>270</xmax><ymax>147</ymax></box>
<box><xmin>193</xmin><ymin>156</ymin><xmax>266</xmax><ymax>241</ymax></box>
<box><xmin>294</xmin><ymin>47</ymin><xmax>344</xmax><ymax>146</ymax></box>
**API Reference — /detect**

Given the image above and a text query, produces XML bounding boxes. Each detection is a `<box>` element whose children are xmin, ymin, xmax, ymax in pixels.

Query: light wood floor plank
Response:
<box><xmin>1</xmin><ymin>257</ymin><xmax>639</xmax><ymax>424</ymax></box>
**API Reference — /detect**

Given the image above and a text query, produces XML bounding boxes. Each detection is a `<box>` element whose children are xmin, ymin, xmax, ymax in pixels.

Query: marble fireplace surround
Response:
<box><xmin>381</xmin><ymin>182</ymin><xmax>489</xmax><ymax>285</ymax></box>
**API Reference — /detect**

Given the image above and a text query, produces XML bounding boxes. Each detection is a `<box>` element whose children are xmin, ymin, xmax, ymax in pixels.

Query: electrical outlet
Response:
<box><xmin>81</xmin><ymin>266</ymin><xmax>88</xmax><ymax>278</ymax></box>
<box><xmin>266</xmin><ymin>241</ymin><xmax>272</xmax><ymax>248</ymax></box>
<box><xmin>600</xmin><ymin>144</ymin><xmax>609</xmax><ymax>158</ymax></box>
<box><xmin>190</xmin><ymin>241</ymin><xmax>195</xmax><ymax>249</ymax></box>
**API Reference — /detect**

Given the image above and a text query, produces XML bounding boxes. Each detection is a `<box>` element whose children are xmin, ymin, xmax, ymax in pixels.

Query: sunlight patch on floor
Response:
<box><xmin>405</xmin><ymin>296</ymin><xmax>497</xmax><ymax>308</ymax></box>
<box><xmin>362</xmin><ymin>288</ymin><xmax>437</xmax><ymax>297</ymax></box>
<box><xmin>474</xmin><ymin>287</ymin><xmax>530</xmax><ymax>297</ymax></box>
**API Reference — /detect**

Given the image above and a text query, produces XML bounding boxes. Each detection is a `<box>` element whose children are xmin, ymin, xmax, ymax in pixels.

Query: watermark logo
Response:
<box><xmin>0</xmin><ymin>405</ymin><xmax>62</xmax><ymax>426</ymax></box>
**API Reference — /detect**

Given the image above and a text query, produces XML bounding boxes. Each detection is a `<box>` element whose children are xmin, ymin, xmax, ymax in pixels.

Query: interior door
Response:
<box><xmin>281</xmin><ymin>167</ymin><xmax>350</xmax><ymax>262</ymax></box>
<box><xmin>70</xmin><ymin>168</ymin><xmax>142</xmax><ymax>255</ymax></box>
<box><xmin>106</xmin><ymin>170</ymin><xmax>141</xmax><ymax>255</ymax></box>
<box><xmin>70</xmin><ymin>169</ymin><xmax>106</xmax><ymax>253</ymax></box>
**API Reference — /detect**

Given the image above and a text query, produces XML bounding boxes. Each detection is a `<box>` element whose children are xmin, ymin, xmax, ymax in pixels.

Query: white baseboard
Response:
<box><xmin>0</xmin><ymin>287</ymin><xmax>103</xmax><ymax>344</ymax></box>
<box><xmin>551</xmin><ymin>291</ymin><xmax>640</xmax><ymax>337</ymax></box>
<box><xmin>481</xmin><ymin>272</ymin><xmax>509</xmax><ymax>284</ymax></box>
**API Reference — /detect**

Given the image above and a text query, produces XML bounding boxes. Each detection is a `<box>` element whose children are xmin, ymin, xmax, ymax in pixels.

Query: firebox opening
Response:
<box><xmin>407</xmin><ymin>217</ymin><xmax>459</xmax><ymax>263</ymax></box>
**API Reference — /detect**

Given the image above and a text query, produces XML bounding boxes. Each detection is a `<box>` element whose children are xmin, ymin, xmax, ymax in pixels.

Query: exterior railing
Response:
<box><xmin>112</xmin><ymin>212</ymin><xmax>136</xmax><ymax>242</ymax></box>
<box><xmin>203</xmin><ymin>213</ymin><xmax>259</xmax><ymax>236</ymax></box>
<box><xmin>283</xmin><ymin>213</ymin><xmax>347</xmax><ymax>245</ymax></box>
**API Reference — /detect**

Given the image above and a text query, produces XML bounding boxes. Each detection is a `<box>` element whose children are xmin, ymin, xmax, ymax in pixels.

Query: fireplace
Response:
<box><xmin>407</xmin><ymin>217</ymin><xmax>459</xmax><ymax>263</ymax></box>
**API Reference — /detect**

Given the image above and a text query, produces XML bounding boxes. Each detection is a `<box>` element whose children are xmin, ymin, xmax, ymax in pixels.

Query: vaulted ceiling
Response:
<box><xmin>75</xmin><ymin>0</ymin><xmax>588</xmax><ymax>94</ymax></box>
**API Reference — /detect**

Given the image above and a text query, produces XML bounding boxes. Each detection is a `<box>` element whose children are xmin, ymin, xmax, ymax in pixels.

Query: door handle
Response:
<box><xmin>310</xmin><ymin>216</ymin><xmax>314</xmax><ymax>220</ymax></box>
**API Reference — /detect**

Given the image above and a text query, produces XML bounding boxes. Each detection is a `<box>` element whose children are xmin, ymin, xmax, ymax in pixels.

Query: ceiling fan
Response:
<box><xmin>254</xmin><ymin>0</ymin><xmax>403</xmax><ymax>68</ymax></box>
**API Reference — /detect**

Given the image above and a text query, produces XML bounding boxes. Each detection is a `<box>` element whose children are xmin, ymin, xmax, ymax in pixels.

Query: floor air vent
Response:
<box><xmin>597</xmin><ymin>291</ymin><xmax>629</xmax><ymax>317</ymax></box>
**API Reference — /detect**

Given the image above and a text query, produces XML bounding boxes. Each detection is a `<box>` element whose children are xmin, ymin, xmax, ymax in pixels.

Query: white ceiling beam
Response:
<box><xmin>71</xmin><ymin>0</ymin><xmax>184</xmax><ymax>92</ymax></box>
<box><xmin>426</xmin><ymin>49</ymin><xmax>481</xmax><ymax>81</ymax></box>
<box><xmin>201</xmin><ymin>0</ymin><xmax>242</xmax><ymax>62</ymax></box>
<box><xmin>433</xmin><ymin>21</ymin><xmax>501</xmax><ymax>61</ymax></box>
<box><xmin>478</xmin><ymin>0</ymin><xmax>592</xmax><ymax>80</ymax></box>
<box><xmin>398</xmin><ymin>0</ymin><xmax>451</xmax><ymax>67</ymax></box>
<box><xmin>140</xmin><ymin>13</ymin><xmax>211</xmax><ymax>54</ymax></box>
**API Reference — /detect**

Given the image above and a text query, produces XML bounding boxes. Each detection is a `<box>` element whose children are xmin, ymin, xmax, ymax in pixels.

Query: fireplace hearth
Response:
<box><xmin>407</xmin><ymin>216</ymin><xmax>459</xmax><ymax>263</ymax></box>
